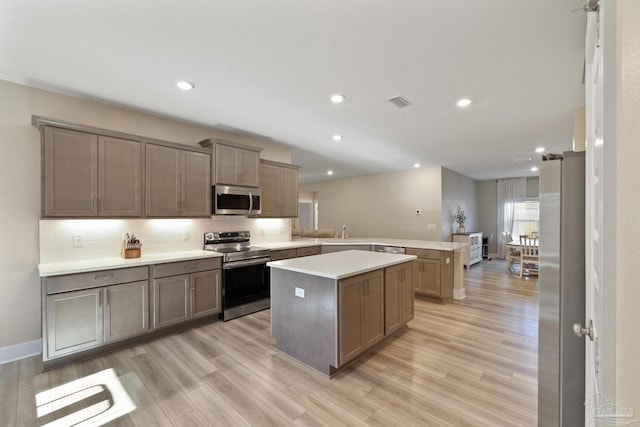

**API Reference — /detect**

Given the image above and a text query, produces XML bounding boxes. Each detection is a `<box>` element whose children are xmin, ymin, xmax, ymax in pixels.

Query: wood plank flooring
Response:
<box><xmin>0</xmin><ymin>260</ymin><xmax>538</xmax><ymax>426</ymax></box>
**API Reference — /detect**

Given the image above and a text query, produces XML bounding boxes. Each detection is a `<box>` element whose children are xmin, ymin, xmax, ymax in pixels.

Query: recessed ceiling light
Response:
<box><xmin>330</xmin><ymin>94</ymin><xmax>345</xmax><ymax>104</ymax></box>
<box><xmin>531</xmin><ymin>166</ymin><xmax>539</xmax><ymax>172</ymax></box>
<box><xmin>327</xmin><ymin>170</ymin><xmax>334</xmax><ymax>175</ymax></box>
<box><xmin>176</xmin><ymin>80</ymin><xmax>195</xmax><ymax>91</ymax></box>
<box><xmin>414</xmin><ymin>163</ymin><xmax>421</xmax><ymax>168</ymax></box>
<box><xmin>535</xmin><ymin>147</ymin><xmax>545</xmax><ymax>153</ymax></box>
<box><xmin>456</xmin><ymin>98</ymin><xmax>473</xmax><ymax>108</ymax></box>
<box><xmin>332</xmin><ymin>134</ymin><xmax>343</xmax><ymax>141</ymax></box>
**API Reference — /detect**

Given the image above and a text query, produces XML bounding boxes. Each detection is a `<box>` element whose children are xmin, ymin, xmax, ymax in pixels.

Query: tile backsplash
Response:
<box><xmin>39</xmin><ymin>217</ymin><xmax>291</xmax><ymax>263</ymax></box>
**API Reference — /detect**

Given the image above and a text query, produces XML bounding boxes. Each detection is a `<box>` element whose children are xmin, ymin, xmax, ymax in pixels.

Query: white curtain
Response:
<box><xmin>497</xmin><ymin>178</ymin><xmax>527</xmax><ymax>258</ymax></box>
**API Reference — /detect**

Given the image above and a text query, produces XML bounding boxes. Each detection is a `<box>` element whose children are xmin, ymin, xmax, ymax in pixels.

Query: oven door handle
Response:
<box><xmin>223</xmin><ymin>258</ymin><xmax>269</xmax><ymax>270</ymax></box>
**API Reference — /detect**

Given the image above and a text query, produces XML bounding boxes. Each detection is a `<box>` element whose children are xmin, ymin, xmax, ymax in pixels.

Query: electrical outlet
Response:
<box><xmin>183</xmin><ymin>230</ymin><xmax>190</xmax><ymax>241</ymax></box>
<box><xmin>72</xmin><ymin>234</ymin><xmax>83</xmax><ymax>248</ymax></box>
<box><xmin>427</xmin><ymin>224</ymin><xmax>437</xmax><ymax>230</ymax></box>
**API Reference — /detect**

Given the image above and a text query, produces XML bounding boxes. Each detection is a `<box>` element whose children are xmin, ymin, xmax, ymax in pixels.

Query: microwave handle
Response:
<box><xmin>248</xmin><ymin>192</ymin><xmax>253</xmax><ymax>215</ymax></box>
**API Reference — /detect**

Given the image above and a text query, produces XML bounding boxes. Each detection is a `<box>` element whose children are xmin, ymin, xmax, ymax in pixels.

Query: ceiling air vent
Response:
<box><xmin>387</xmin><ymin>95</ymin><xmax>412</xmax><ymax>108</ymax></box>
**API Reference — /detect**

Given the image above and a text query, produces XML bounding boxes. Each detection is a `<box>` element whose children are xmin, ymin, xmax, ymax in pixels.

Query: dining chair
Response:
<box><xmin>519</xmin><ymin>235</ymin><xmax>539</xmax><ymax>278</ymax></box>
<box><xmin>502</xmin><ymin>232</ymin><xmax>520</xmax><ymax>272</ymax></box>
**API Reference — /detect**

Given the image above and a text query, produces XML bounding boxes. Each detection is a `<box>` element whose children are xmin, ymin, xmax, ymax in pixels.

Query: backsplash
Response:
<box><xmin>39</xmin><ymin>217</ymin><xmax>291</xmax><ymax>263</ymax></box>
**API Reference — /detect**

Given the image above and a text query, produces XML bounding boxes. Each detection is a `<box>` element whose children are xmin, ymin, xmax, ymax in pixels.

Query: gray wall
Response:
<box><xmin>441</xmin><ymin>168</ymin><xmax>478</xmax><ymax>241</ymax></box>
<box><xmin>299</xmin><ymin>167</ymin><xmax>443</xmax><ymax>240</ymax></box>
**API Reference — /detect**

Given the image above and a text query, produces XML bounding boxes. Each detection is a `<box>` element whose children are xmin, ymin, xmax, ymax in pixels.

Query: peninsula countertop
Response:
<box><xmin>259</xmin><ymin>237</ymin><xmax>466</xmax><ymax>252</ymax></box>
<box><xmin>267</xmin><ymin>250</ymin><xmax>417</xmax><ymax>280</ymax></box>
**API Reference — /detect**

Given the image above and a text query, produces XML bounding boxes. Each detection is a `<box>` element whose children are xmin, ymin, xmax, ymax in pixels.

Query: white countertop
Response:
<box><xmin>38</xmin><ymin>250</ymin><xmax>222</xmax><ymax>277</ymax></box>
<box><xmin>267</xmin><ymin>250</ymin><xmax>417</xmax><ymax>280</ymax></box>
<box><xmin>258</xmin><ymin>237</ymin><xmax>466</xmax><ymax>252</ymax></box>
<box><xmin>39</xmin><ymin>237</ymin><xmax>465</xmax><ymax>277</ymax></box>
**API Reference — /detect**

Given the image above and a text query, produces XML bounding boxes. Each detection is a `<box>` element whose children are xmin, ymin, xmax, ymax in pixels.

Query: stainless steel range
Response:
<box><xmin>204</xmin><ymin>231</ymin><xmax>270</xmax><ymax>321</ymax></box>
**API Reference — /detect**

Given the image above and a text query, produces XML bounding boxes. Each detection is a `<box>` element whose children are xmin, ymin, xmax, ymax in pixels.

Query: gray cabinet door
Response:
<box><xmin>280</xmin><ymin>166</ymin><xmax>299</xmax><ymax>217</ymax></box>
<box><xmin>43</xmin><ymin>127</ymin><xmax>98</xmax><ymax>216</ymax></box>
<box><xmin>98</xmin><ymin>136</ymin><xmax>141</xmax><ymax>216</ymax></box>
<box><xmin>46</xmin><ymin>288</ymin><xmax>103</xmax><ymax>358</ymax></box>
<box><xmin>190</xmin><ymin>269</ymin><xmax>221</xmax><ymax>319</ymax></box>
<box><xmin>215</xmin><ymin>144</ymin><xmax>260</xmax><ymax>187</ymax></box>
<box><xmin>259</xmin><ymin>163</ymin><xmax>281</xmax><ymax>216</ymax></box>
<box><xmin>146</xmin><ymin>144</ymin><xmax>181</xmax><ymax>216</ymax></box>
<box><xmin>104</xmin><ymin>280</ymin><xmax>149</xmax><ymax>342</ymax></box>
<box><xmin>181</xmin><ymin>150</ymin><xmax>211</xmax><ymax>216</ymax></box>
<box><xmin>236</xmin><ymin>148</ymin><xmax>260</xmax><ymax>187</ymax></box>
<box><xmin>153</xmin><ymin>274</ymin><xmax>189</xmax><ymax>328</ymax></box>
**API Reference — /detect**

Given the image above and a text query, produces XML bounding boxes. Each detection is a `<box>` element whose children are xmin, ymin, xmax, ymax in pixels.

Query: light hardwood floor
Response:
<box><xmin>0</xmin><ymin>260</ymin><xmax>538</xmax><ymax>426</ymax></box>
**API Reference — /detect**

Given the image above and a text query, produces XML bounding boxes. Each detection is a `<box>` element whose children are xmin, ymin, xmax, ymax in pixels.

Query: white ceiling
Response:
<box><xmin>0</xmin><ymin>0</ymin><xmax>587</xmax><ymax>183</ymax></box>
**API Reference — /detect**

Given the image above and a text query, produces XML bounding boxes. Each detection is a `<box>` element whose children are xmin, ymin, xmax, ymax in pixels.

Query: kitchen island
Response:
<box><xmin>268</xmin><ymin>250</ymin><xmax>416</xmax><ymax>377</ymax></box>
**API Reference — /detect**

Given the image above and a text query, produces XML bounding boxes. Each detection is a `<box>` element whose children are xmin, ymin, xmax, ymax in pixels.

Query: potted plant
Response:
<box><xmin>455</xmin><ymin>205</ymin><xmax>467</xmax><ymax>233</ymax></box>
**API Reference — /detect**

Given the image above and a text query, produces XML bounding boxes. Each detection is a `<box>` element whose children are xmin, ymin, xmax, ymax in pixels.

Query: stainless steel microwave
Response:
<box><xmin>213</xmin><ymin>185</ymin><xmax>261</xmax><ymax>215</ymax></box>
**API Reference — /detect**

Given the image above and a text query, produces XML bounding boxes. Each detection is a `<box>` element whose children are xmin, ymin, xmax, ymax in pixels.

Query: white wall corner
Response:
<box><xmin>453</xmin><ymin>288</ymin><xmax>466</xmax><ymax>300</ymax></box>
<box><xmin>0</xmin><ymin>339</ymin><xmax>42</xmax><ymax>365</ymax></box>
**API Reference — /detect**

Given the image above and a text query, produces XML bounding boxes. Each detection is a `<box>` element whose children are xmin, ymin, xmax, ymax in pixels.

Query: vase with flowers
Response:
<box><xmin>455</xmin><ymin>205</ymin><xmax>467</xmax><ymax>233</ymax></box>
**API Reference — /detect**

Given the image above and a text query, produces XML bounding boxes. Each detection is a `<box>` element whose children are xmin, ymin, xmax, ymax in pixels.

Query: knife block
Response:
<box><xmin>120</xmin><ymin>241</ymin><xmax>141</xmax><ymax>259</ymax></box>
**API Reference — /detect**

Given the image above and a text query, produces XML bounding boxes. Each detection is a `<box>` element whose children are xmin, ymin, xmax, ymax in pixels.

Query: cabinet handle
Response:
<box><xmin>94</xmin><ymin>272</ymin><xmax>114</xmax><ymax>281</ymax></box>
<box><xmin>105</xmin><ymin>289</ymin><xmax>110</xmax><ymax>306</ymax></box>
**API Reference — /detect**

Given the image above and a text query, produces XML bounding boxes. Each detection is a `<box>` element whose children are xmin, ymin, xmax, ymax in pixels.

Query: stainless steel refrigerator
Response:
<box><xmin>538</xmin><ymin>151</ymin><xmax>585</xmax><ymax>426</ymax></box>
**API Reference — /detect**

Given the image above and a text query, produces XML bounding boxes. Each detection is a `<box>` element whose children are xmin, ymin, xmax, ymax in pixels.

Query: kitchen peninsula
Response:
<box><xmin>268</xmin><ymin>250</ymin><xmax>416</xmax><ymax>377</ymax></box>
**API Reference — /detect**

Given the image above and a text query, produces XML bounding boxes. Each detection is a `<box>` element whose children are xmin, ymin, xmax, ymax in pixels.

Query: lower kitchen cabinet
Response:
<box><xmin>384</xmin><ymin>263</ymin><xmax>414</xmax><ymax>335</ymax></box>
<box><xmin>152</xmin><ymin>258</ymin><xmax>221</xmax><ymax>329</ymax></box>
<box><xmin>46</xmin><ymin>288</ymin><xmax>103</xmax><ymax>358</ymax></box>
<box><xmin>338</xmin><ymin>269</ymin><xmax>384</xmax><ymax>366</ymax></box>
<box><xmin>406</xmin><ymin>247</ymin><xmax>454</xmax><ymax>300</ymax></box>
<box><xmin>104</xmin><ymin>280</ymin><xmax>149</xmax><ymax>342</ymax></box>
<box><xmin>43</xmin><ymin>266</ymin><xmax>149</xmax><ymax>361</ymax></box>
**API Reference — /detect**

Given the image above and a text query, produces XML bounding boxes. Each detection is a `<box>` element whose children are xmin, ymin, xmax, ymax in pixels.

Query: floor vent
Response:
<box><xmin>387</xmin><ymin>95</ymin><xmax>412</xmax><ymax>108</ymax></box>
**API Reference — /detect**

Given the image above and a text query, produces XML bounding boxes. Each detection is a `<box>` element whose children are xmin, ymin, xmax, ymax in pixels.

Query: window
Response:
<box><xmin>511</xmin><ymin>200</ymin><xmax>539</xmax><ymax>237</ymax></box>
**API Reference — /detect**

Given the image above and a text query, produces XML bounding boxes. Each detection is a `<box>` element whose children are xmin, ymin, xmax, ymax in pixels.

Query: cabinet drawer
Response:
<box><xmin>153</xmin><ymin>257</ymin><xmax>221</xmax><ymax>278</ymax></box>
<box><xmin>46</xmin><ymin>266</ymin><xmax>149</xmax><ymax>294</ymax></box>
<box><xmin>406</xmin><ymin>248</ymin><xmax>440</xmax><ymax>260</ymax></box>
<box><xmin>296</xmin><ymin>246</ymin><xmax>321</xmax><ymax>257</ymax></box>
<box><xmin>270</xmin><ymin>248</ymin><xmax>297</xmax><ymax>261</ymax></box>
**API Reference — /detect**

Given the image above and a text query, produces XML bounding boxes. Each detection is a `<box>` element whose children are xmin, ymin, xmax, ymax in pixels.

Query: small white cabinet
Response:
<box><xmin>452</xmin><ymin>232</ymin><xmax>483</xmax><ymax>267</ymax></box>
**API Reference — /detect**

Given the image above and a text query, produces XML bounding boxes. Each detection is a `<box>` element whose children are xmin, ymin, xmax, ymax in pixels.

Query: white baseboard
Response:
<box><xmin>453</xmin><ymin>288</ymin><xmax>466</xmax><ymax>300</ymax></box>
<box><xmin>0</xmin><ymin>339</ymin><xmax>42</xmax><ymax>365</ymax></box>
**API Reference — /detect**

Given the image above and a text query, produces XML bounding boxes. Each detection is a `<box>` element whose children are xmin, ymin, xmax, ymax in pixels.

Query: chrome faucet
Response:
<box><xmin>341</xmin><ymin>223</ymin><xmax>348</xmax><ymax>240</ymax></box>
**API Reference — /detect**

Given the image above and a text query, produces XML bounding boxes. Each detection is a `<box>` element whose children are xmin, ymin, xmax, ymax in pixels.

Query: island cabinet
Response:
<box><xmin>42</xmin><ymin>127</ymin><xmax>142</xmax><ymax>217</ymax></box>
<box><xmin>151</xmin><ymin>258</ymin><xmax>221</xmax><ymax>329</ymax></box>
<box><xmin>42</xmin><ymin>266</ymin><xmax>149</xmax><ymax>362</ymax></box>
<box><xmin>259</xmin><ymin>160</ymin><xmax>300</xmax><ymax>217</ymax></box>
<box><xmin>338</xmin><ymin>270</ymin><xmax>384</xmax><ymax>365</ymax></box>
<box><xmin>384</xmin><ymin>263</ymin><xmax>414</xmax><ymax>335</ymax></box>
<box><xmin>145</xmin><ymin>144</ymin><xmax>211</xmax><ymax>217</ymax></box>
<box><xmin>269</xmin><ymin>250</ymin><xmax>417</xmax><ymax>377</ymax></box>
<box><xmin>406</xmin><ymin>248</ymin><xmax>454</xmax><ymax>300</ymax></box>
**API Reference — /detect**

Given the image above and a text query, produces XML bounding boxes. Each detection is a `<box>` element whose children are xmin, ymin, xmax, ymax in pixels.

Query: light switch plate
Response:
<box><xmin>427</xmin><ymin>224</ymin><xmax>437</xmax><ymax>230</ymax></box>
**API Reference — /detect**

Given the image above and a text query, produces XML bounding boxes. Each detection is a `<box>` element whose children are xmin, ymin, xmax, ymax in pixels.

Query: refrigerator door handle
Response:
<box><xmin>573</xmin><ymin>320</ymin><xmax>594</xmax><ymax>341</ymax></box>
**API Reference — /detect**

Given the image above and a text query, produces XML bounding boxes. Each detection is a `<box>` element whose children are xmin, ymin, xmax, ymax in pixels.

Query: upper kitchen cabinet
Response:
<box><xmin>42</xmin><ymin>127</ymin><xmax>141</xmax><ymax>217</ymax></box>
<box><xmin>145</xmin><ymin>144</ymin><xmax>211</xmax><ymax>217</ymax></box>
<box><xmin>259</xmin><ymin>160</ymin><xmax>300</xmax><ymax>217</ymax></box>
<box><xmin>199</xmin><ymin>139</ymin><xmax>262</xmax><ymax>187</ymax></box>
